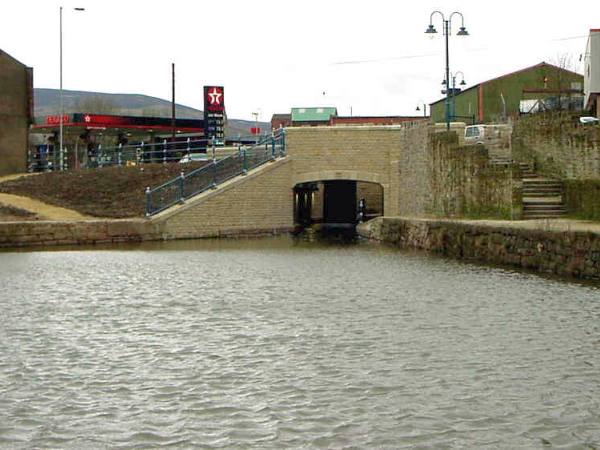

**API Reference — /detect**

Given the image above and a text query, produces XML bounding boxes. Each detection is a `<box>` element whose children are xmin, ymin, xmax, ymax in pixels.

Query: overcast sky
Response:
<box><xmin>2</xmin><ymin>0</ymin><xmax>598</xmax><ymax>121</ymax></box>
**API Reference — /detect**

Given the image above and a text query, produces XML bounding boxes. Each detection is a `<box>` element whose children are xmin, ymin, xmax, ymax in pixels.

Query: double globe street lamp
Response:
<box><xmin>425</xmin><ymin>11</ymin><xmax>469</xmax><ymax>131</ymax></box>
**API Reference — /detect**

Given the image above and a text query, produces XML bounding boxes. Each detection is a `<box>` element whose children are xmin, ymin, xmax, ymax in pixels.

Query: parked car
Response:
<box><xmin>464</xmin><ymin>124</ymin><xmax>508</xmax><ymax>145</ymax></box>
<box><xmin>179</xmin><ymin>153</ymin><xmax>209</xmax><ymax>163</ymax></box>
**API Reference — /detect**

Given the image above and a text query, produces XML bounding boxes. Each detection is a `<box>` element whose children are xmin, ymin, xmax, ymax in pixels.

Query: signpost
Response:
<box><xmin>204</xmin><ymin>86</ymin><xmax>225</xmax><ymax>145</ymax></box>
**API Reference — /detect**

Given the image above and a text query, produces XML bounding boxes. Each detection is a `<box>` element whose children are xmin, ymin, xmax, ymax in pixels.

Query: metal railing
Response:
<box><xmin>145</xmin><ymin>130</ymin><xmax>286</xmax><ymax>216</ymax></box>
<box><xmin>28</xmin><ymin>136</ymin><xmax>214</xmax><ymax>172</ymax></box>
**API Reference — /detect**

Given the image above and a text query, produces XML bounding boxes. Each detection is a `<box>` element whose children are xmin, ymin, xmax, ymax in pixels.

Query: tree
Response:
<box><xmin>548</xmin><ymin>54</ymin><xmax>580</xmax><ymax>111</ymax></box>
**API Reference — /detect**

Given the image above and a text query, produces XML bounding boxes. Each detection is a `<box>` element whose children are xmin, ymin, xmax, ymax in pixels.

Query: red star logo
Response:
<box><xmin>207</xmin><ymin>87</ymin><xmax>223</xmax><ymax>105</ymax></box>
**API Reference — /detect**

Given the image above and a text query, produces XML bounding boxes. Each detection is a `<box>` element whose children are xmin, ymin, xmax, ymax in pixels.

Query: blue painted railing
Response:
<box><xmin>145</xmin><ymin>130</ymin><xmax>286</xmax><ymax>216</ymax></box>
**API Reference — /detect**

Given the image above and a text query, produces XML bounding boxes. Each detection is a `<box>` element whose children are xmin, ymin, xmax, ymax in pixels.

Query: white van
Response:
<box><xmin>464</xmin><ymin>124</ymin><xmax>507</xmax><ymax>145</ymax></box>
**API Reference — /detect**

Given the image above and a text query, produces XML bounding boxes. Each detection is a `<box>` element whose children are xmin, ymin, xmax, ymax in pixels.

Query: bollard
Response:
<box><xmin>140</xmin><ymin>141</ymin><xmax>145</xmax><ymax>165</ymax></box>
<box><xmin>186</xmin><ymin>137</ymin><xmax>191</xmax><ymax>159</ymax></box>
<box><xmin>118</xmin><ymin>143</ymin><xmax>123</xmax><ymax>166</ymax></box>
<box><xmin>242</xmin><ymin>147</ymin><xmax>247</xmax><ymax>174</ymax></box>
<box><xmin>163</xmin><ymin>139</ymin><xmax>167</xmax><ymax>164</ymax></box>
<box><xmin>98</xmin><ymin>144</ymin><xmax>103</xmax><ymax>168</ymax></box>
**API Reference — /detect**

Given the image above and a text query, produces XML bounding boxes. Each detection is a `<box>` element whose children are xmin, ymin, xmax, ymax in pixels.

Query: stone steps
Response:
<box><xmin>519</xmin><ymin>163</ymin><xmax>538</xmax><ymax>178</ymax></box>
<box><xmin>489</xmin><ymin>157</ymin><xmax>513</xmax><ymax>167</ymax></box>
<box><xmin>520</xmin><ymin>165</ymin><xmax>566</xmax><ymax>220</ymax></box>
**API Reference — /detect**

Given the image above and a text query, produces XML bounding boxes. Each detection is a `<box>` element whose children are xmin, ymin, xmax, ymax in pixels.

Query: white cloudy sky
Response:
<box><xmin>1</xmin><ymin>0</ymin><xmax>598</xmax><ymax>121</ymax></box>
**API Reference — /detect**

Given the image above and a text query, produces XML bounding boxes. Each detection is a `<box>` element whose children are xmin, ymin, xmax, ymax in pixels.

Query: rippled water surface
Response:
<box><xmin>1</xmin><ymin>236</ymin><xmax>600</xmax><ymax>449</ymax></box>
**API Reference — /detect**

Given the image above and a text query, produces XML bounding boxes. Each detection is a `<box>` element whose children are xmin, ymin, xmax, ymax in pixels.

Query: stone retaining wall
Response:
<box><xmin>512</xmin><ymin>112</ymin><xmax>600</xmax><ymax>180</ymax></box>
<box><xmin>358</xmin><ymin>217</ymin><xmax>600</xmax><ymax>280</ymax></box>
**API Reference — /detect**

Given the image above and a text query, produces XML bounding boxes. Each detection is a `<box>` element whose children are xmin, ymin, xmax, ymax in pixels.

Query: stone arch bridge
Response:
<box><xmin>150</xmin><ymin>124</ymin><xmax>429</xmax><ymax>239</ymax></box>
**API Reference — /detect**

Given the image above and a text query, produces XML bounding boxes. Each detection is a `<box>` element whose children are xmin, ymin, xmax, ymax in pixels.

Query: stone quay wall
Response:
<box><xmin>359</xmin><ymin>217</ymin><xmax>600</xmax><ymax>281</ymax></box>
<box><xmin>0</xmin><ymin>219</ymin><xmax>162</xmax><ymax>249</ymax></box>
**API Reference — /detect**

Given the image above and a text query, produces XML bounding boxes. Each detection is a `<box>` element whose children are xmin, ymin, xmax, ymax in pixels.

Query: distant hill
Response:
<box><xmin>34</xmin><ymin>88</ymin><xmax>270</xmax><ymax>139</ymax></box>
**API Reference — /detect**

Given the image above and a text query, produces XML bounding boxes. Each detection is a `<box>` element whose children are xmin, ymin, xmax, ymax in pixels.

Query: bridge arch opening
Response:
<box><xmin>293</xmin><ymin>179</ymin><xmax>384</xmax><ymax>227</ymax></box>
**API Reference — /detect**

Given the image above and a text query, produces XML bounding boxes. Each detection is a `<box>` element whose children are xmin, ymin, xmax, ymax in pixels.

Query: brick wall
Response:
<box><xmin>0</xmin><ymin>51</ymin><xmax>32</xmax><ymax>175</ymax></box>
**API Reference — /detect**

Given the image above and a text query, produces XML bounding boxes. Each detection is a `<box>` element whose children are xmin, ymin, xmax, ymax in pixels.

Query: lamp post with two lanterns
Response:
<box><xmin>425</xmin><ymin>11</ymin><xmax>469</xmax><ymax>131</ymax></box>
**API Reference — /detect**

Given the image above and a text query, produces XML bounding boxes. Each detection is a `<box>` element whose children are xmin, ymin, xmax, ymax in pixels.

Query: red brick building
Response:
<box><xmin>271</xmin><ymin>113</ymin><xmax>291</xmax><ymax>130</ymax></box>
<box><xmin>0</xmin><ymin>49</ymin><xmax>33</xmax><ymax>175</ymax></box>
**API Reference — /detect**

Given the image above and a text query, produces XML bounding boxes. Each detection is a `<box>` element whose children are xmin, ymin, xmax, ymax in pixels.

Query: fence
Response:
<box><xmin>145</xmin><ymin>130</ymin><xmax>286</xmax><ymax>216</ymax></box>
<box><xmin>28</xmin><ymin>136</ymin><xmax>213</xmax><ymax>172</ymax></box>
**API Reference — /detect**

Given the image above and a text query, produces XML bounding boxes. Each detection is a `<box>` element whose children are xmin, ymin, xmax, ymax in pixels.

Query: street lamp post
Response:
<box><xmin>59</xmin><ymin>6</ymin><xmax>85</xmax><ymax>171</ymax></box>
<box><xmin>425</xmin><ymin>11</ymin><xmax>469</xmax><ymax>131</ymax></box>
<box><xmin>415</xmin><ymin>102</ymin><xmax>427</xmax><ymax>118</ymax></box>
<box><xmin>442</xmin><ymin>71</ymin><xmax>466</xmax><ymax>121</ymax></box>
<box><xmin>252</xmin><ymin>111</ymin><xmax>259</xmax><ymax>144</ymax></box>
<box><xmin>449</xmin><ymin>71</ymin><xmax>466</xmax><ymax>121</ymax></box>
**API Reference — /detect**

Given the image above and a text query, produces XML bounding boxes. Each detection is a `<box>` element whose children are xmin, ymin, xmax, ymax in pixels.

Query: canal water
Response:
<box><xmin>1</xmin><ymin>236</ymin><xmax>600</xmax><ymax>449</ymax></box>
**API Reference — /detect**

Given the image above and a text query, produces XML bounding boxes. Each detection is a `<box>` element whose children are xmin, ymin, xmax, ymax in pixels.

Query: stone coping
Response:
<box><xmin>384</xmin><ymin>216</ymin><xmax>600</xmax><ymax>235</ymax></box>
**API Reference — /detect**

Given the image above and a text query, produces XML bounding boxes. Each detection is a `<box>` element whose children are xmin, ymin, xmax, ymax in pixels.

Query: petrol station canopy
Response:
<box><xmin>31</xmin><ymin>113</ymin><xmax>204</xmax><ymax>136</ymax></box>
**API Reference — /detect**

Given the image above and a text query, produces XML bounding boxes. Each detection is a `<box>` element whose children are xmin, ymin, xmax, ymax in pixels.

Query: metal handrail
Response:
<box><xmin>28</xmin><ymin>136</ymin><xmax>220</xmax><ymax>172</ymax></box>
<box><xmin>145</xmin><ymin>129</ymin><xmax>286</xmax><ymax>216</ymax></box>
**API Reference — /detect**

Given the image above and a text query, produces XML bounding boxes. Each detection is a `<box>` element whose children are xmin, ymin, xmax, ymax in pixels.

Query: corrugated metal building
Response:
<box><xmin>430</xmin><ymin>62</ymin><xmax>583</xmax><ymax>124</ymax></box>
<box><xmin>0</xmin><ymin>49</ymin><xmax>33</xmax><ymax>175</ymax></box>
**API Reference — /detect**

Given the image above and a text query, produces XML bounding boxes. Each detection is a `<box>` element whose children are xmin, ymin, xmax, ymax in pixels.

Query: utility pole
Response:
<box><xmin>171</xmin><ymin>62</ymin><xmax>176</xmax><ymax>146</ymax></box>
<box><xmin>59</xmin><ymin>6</ymin><xmax>85</xmax><ymax>171</ymax></box>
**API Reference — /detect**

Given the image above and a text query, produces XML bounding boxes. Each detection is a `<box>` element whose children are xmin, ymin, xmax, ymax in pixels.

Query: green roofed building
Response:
<box><xmin>291</xmin><ymin>107</ymin><xmax>338</xmax><ymax>126</ymax></box>
<box><xmin>429</xmin><ymin>62</ymin><xmax>583</xmax><ymax>124</ymax></box>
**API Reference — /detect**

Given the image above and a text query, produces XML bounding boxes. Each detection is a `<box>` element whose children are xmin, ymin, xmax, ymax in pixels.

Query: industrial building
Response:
<box><xmin>0</xmin><ymin>49</ymin><xmax>33</xmax><ymax>175</ymax></box>
<box><xmin>429</xmin><ymin>62</ymin><xmax>584</xmax><ymax>124</ymax></box>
